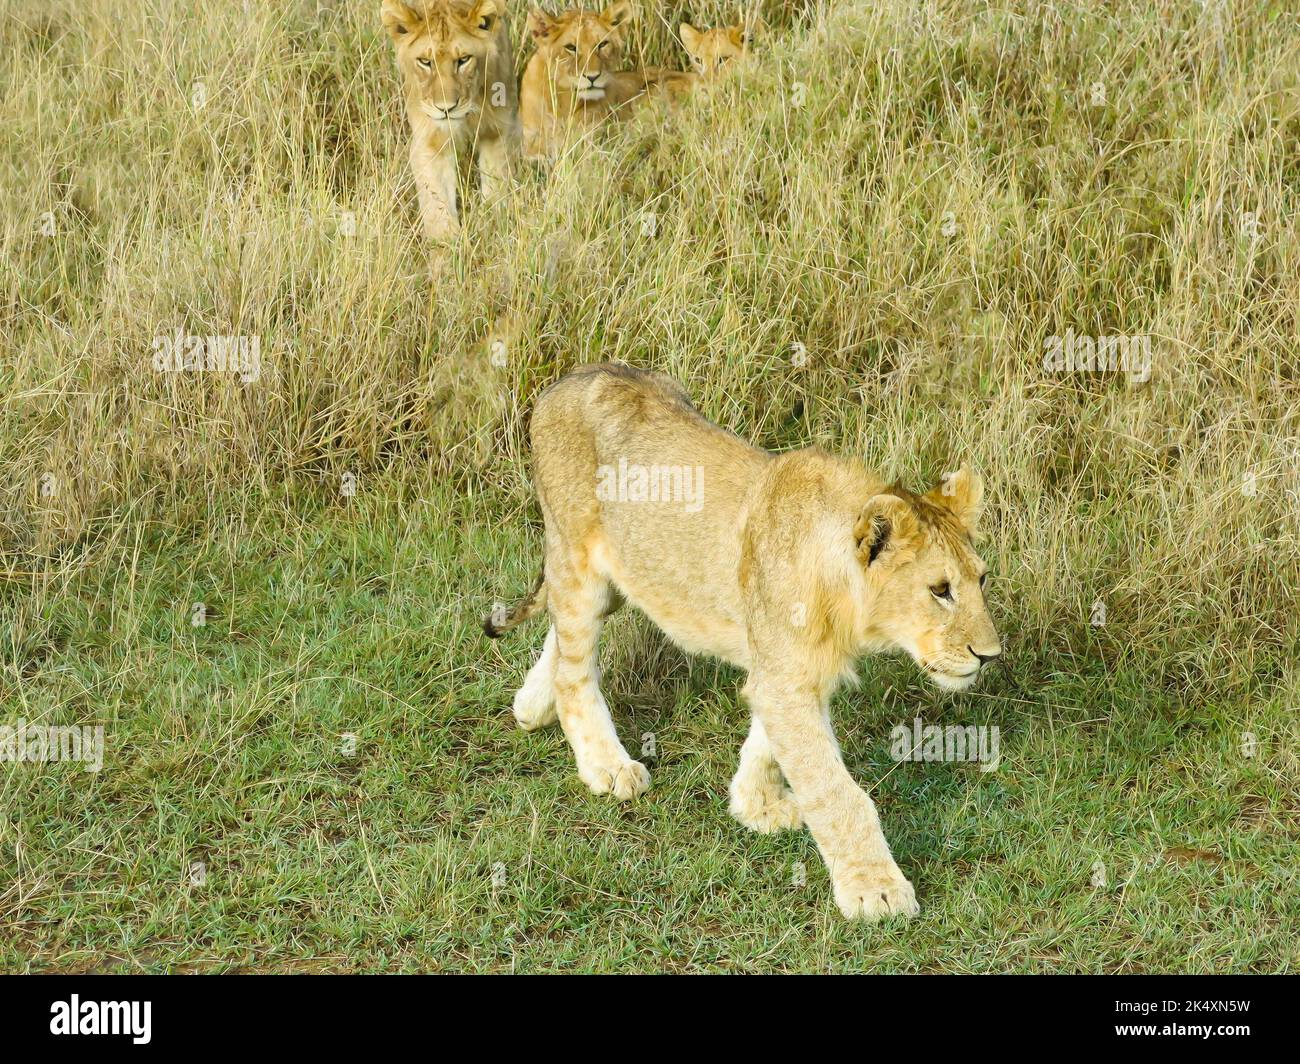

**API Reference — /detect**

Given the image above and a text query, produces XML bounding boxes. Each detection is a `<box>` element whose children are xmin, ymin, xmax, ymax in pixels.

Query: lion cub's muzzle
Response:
<box><xmin>419</xmin><ymin>97</ymin><xmax>475</xmax><ymax>122</ymax></box>
<box><xmin>928</xmin><ymin>641</ymin><xmax>1002</xmax><ymax>692</ymax></box>
<box><xmin>575</xmin><ymin>72</ymin><xmax>608</xmax><ymax>101</ymax></box>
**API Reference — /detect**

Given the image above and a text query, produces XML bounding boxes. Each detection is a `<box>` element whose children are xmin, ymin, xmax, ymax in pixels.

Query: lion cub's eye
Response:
<box><xmin>416</xmin><ymin>57</ymin><xmax>432</xmax><ymax>69</ymax></box>
<box><xmin>930</xmin><ymin>582</ymin><xmax>952</xmax><ymax>600</ymax></box>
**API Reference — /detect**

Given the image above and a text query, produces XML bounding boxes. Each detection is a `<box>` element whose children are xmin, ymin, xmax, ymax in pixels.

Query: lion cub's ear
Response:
<box><xmin>528</xmin><ymin>7</ymin><xmax>556</xmax><ymax>40</ymax></box>
<box><xmin>679</xmin><ymin>23</ymin><xmax>702</xmax><ymax>53</ymax></box>
<box><xmin>925</xmin><ymin>464</ymin><xmax>984</xmax><ymax>533</ymax></box>
<box><xmin>736</xmin><ymin>17</ymin><xmax>766</xmax><ymax>45</ymax></box>
<box><xmin>469</xmin><ymin>0</ymin><xmax>499</xmax><ymax>33</ymax></box>
<box><xmin>603</xmin><ymin>1</ymin><xmax>635</xmax><ymax>29</ymax></box>
<box><xmin>854</xmin><ymin>495</ymin><xmax>920</xmax><ymax>568</ymax></box>
<box><xmin>381</xmin><ymin>0</ymin><xmax>422</xmax><ymax>40</ymax></box>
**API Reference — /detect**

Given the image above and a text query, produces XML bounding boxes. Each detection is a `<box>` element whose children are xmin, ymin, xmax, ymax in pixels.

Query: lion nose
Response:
<box><xmin>585</xmin><ymin>73</ymin><xmax>600</xmax><ymax>85</ymax></box>
<box><xmin>970</xmin><ymin>645</ymin><xmax>1001</xmax><ymax>665</ymax></box>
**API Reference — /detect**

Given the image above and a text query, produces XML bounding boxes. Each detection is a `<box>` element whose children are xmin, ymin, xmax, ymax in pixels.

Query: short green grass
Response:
<box><xmin>4</xmin><ymin>0</ymin><xmax>1300</xmax><ymax>971</ymax></box>
<box><xmin>4</xmin><ymin>481</ymin><xmax>1298</xmax><ymax>972</ymax></box>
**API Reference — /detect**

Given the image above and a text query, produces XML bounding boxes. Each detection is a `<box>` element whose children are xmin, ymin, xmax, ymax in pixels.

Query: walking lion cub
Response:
<box><xmin>382</xmin><ymin>0</ymin><xmax>519</xmax><ymax>240</ymax></box>
<box><xmin>485</xmin><ymin>364</ymin><xmax>1001</xmax><ymax>921</ymax></box>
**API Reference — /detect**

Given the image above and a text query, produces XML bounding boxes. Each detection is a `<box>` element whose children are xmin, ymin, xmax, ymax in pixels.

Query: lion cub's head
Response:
<box><xmin>527</xmin><ymin>3</ymin><xmax>634</xmax><ymax>101</ymax></box>
<box><xmin>854</xmin><ymin>467</ymin><xmax>1002</xmax><ymax>692</ymax></box>
<box><xmin>382</xmin><ymin>0</ymin><xmax>503</xmax><ymax>123</ymax></box>
<box><xmin>678</xmin><ymin>22</ymin><xmax>754</xmax><ymax>76</ymax></box>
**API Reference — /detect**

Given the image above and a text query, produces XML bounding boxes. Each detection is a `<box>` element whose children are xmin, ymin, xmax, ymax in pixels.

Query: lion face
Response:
<box><xmin>527</xmin><ymin>3</ymin><xmax>634</xmax><ymax>101</ymax></box>
<box><xmin>678</xmin><ymin>23</ymin><xmax>751</xmax><ymax>76</ymax></box>
<box><xmin>382</xmin><ymin>0</ymin><xmax>502</xmax><ymax>124</ymax></box>
<box><xmin>855</xmin><ymin>467</ymin><xmax>1002</xmax><ymax>692</ymax></box>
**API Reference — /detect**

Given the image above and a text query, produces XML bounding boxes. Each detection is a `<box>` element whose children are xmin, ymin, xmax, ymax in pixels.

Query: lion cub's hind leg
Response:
<box><xmin>513</xmin><ymin>624</ymin><xmax>560</xmax><ymax>730</ymax></box>
<box><xmin>548</xmin><ymin>561</ymin><xmax>650</xmax><ymax>801</ymax></box>
<box><xmin>729</xmin><ymin>716</ymin><xmax>803</xmax><ymax>832</ymax></box>
<box><xmin>512</xmin><ymin>591</ymin><xmax>623</xmax><ymax>731</ymax></box>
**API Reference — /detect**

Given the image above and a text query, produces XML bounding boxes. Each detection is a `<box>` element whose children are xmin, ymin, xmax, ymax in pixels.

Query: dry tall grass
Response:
<box><xmin>4</xmin><ymin>0</ymin><xmax>1299</xmax><ymax>704</ymax></box>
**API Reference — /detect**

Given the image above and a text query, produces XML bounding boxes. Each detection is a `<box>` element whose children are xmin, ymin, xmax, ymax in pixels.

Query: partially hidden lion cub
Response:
<box><xmin>382</xmin><ymin>0</ymin><xmax>519</xmax><ymax>240</ymax></box>
<box><xmin>520</xmin><ymin>4</ymin><xmax>694</xmax><ymax>162</ymax></box>
<box><xmin>485</xmin><ymin>364</ymin><xmax>1002</xmax><ymax>922</ymax></box>
<box><xmin>679</xmin><ymin>21</ymin><xmax>755</xmax><ymax>77</ymax></box>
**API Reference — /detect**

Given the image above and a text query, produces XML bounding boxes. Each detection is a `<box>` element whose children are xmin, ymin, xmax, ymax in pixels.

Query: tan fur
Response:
<box><xmin>678</xmin><ymin>21</ymin><xmax>755</xmax><ymax>77</ymax></box>
<box><xmin>382</xmin><ymin>0</ymin><xmax>519</xmax><ymax>240</ymax></box>
<box><xmin>520</xmin><ymin>4</ymin><xmax>693</xmax><ymax>162</ymax></box>
<box><xmin>486</xmin><ymin>364</ymin><xmax>1002</xmax><ymax>921</ymax></box>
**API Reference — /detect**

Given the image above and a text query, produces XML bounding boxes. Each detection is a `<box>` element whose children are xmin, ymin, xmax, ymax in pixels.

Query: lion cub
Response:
<box><xmin>678</xmin><ymin>22</ymin><xmax>755</xmax><ymax>77</ymax></box>
<box><xmin>520</xmin><ymin>4</ymin><xmax>693</xmax><ymax>162</ymax></box>
<box><xmin>381</xmin><ymin>0</ymin><xmax>520</xmax><ymax>240</ymax></box>
<box><xmin>485</xmin><ymin>364</ymin><xmax>1002</xmax><ymax>922</ymax></box>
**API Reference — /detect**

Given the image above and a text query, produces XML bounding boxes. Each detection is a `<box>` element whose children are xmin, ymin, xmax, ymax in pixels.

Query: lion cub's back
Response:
<box><xmin>531</xmin><ymin>362</ymin><xmax>758</xmax><ymax>479</ymax></box>
<box><xmin>530</xmin><ymin>363</ymin><xmax>763</xmax><ymax>664</ymax></box>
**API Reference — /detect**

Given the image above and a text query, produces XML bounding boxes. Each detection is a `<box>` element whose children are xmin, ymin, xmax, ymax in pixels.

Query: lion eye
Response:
<box><xmin>565</xmin><ymin>43</ymin><xmax>577</xmax><ymax>53</ymax></box>
<box><xmin>455</xmin><ymin>55</ymin><xmax>471</xmax><ymax>68</ymax></box>
<box><xmin>416</xmin><ymin>56</ymin><xmax>432</xmax><ymax>69</ymax></box>
<box><xmin>930</xmin><ymin>582</ymin><xmax>952</xmax><ymax>600</ymax></box>
<box><xmin>597</xmin><ymin>41</ymin><xmax>607</xmax><ymax>51</ymax></box>
<box><xmin>979</xmin><ymin>573</ymin><xmax>988</xmax><ymax>588</ymax></box>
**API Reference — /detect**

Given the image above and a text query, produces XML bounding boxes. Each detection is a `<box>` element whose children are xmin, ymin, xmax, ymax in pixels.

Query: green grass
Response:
<box><xmin>3</xmin><ymin>481</ymin><xmax>1298</xmax><ymax>972</ymax></box>
<box><xmin>3</xmin><ymin>0</ymin><xmax>1300</xmax><ymax>970</ymax></box>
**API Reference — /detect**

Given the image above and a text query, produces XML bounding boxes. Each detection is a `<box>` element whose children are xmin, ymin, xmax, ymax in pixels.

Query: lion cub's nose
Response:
<box><xmin>970</xmin><ymin>645</ymin><xmax>1001</xmax><ymax>664</ymax></box>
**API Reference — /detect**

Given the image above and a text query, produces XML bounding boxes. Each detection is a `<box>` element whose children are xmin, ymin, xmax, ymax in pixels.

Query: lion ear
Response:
<box><xmin>602</xmin><ymin>1</ymin><xmax>635</xmax><ymax>29</ymax></box>
<box><xmin>470</xmin><ymin>0</ymin><xmax>499</xmax><ymax>32</ymax></box>
<box><xmin>679</xmin><ymin>23</ymin><xmax>702</xmax><ymax>52</ymax></box>
<box><xmin>925</xmin><ymin>464</ymin><xmax>985</xmax><ymax>533</ymax></box>
<box><xmin>853</xmin><ymin>495</ymin><xmax>920</xmax><ymax>568</ymax></box>
<box><xmin>528</xmin><ymin>7</ymin><xmax>555</xmax><ymax>40</ymax></box>
<box><xmin>381</xmin><ymin>0</ymin><xmax>421</xmax><ymax>40</ymax></box>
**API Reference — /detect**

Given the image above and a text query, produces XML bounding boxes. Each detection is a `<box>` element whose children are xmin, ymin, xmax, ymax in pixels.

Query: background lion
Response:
<box><xmin>382</xmin><ymin>0</ymin><xmax>519</xmax><ymax>239</ymax></box>
<box><xmin>520</xmin><ymin>4</ymin><xmax>694</xmax><ymax>161</ymax></box>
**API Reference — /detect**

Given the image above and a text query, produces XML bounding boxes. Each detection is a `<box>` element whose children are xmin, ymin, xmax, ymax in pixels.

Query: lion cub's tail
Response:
<box><xmin>483</xmin><ymin>570</ymin><xmax>547</xmax><ymax>638</ymax></box>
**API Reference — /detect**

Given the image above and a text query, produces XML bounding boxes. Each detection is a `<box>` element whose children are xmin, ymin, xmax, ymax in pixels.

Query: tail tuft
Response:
<box><xmin>482</xmin><ymin>570</ymin><xmax>547</xmax><ymax>639</ymax></box>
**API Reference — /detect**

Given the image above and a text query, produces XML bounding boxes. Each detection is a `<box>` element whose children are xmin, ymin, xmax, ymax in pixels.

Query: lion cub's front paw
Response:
<box><xmin>511</xmin><ymin>683</ymin><xmax>558</xmax><ymax>731</ymax></box>
<box><xmin>580</xmin><ymin>758</ymin><xmax>652</xmax><ymax>801</ymax></box>
<box><xmin>832</xmin><ymin>862</ymin><xmax>919</xmax><ymax>922</ymax></box>
<box><xmin>729</xmin><ymin>789</ymin><xmax>803</xmax><ymax>833</ymax></box>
